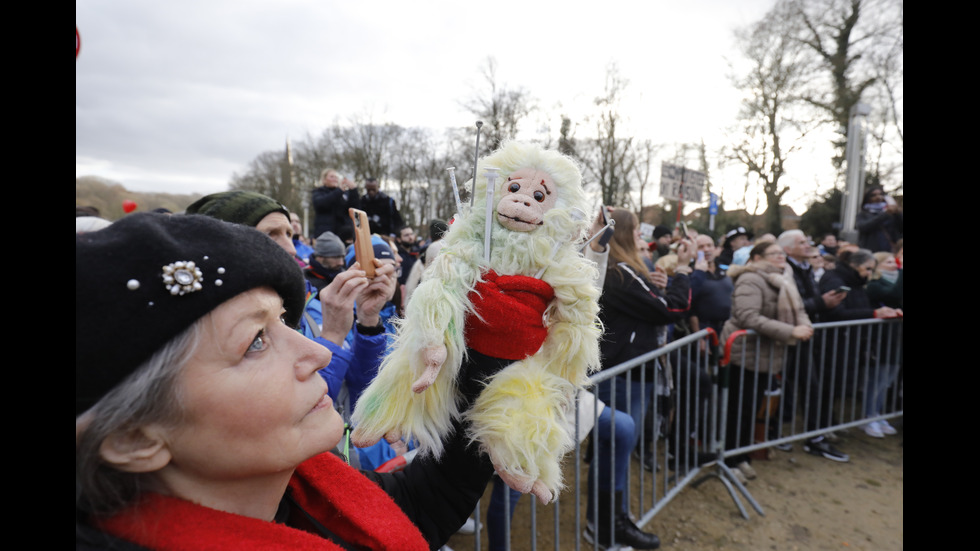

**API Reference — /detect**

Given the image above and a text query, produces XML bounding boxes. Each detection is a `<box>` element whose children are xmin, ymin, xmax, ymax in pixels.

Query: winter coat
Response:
<box><xmin>360</xmin><ymin>191</ymin><xmax>405</xmax><ymax>237</ymax></box>
<box><xmin>856</xmin><ymin>208</ymin><xmax>903</xmax><ymax>253</ymax></box>
<box><xmin>786</xmin><ymin>257</ymin><xmax>829</xmax><ymax>322</ymax></box>
<box><xmin>312</xmin><ymin>186</ymin><xmax>360</xmax><ymax>244</ymax></box>
<box><xmin>817</xmin><ymin>263</ymin><xmax>882</xmax><ymax>373</ymax></box>
<box><xmin>598</xmin><ymin>262</ymin><xmax>690</xmax><ymax>376</ymax></box>
<box><xmin>720</xmin><ymin>262</ymin><xmax>810</xmax><ymax>374</ymax></box>
<box><xmin>818</xmin><ymin>264</ymin><xmax>876</xmax><ymax>321</ymax></box>
<box><xmin>867</xmin><ymin>269</ymin><xmax>903</xmax><ymax>310</ymax></box>
<box><xmin>689</xmin><ymin>265</ymin><xmax>733</xmax><ymax>335</ymax></box>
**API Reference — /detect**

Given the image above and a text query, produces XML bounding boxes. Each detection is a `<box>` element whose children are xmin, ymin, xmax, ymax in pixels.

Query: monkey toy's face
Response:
<box><xmin>495</xmin><ymin>167</ymin><xmax>559</xmax><ymax>232</ymax></box>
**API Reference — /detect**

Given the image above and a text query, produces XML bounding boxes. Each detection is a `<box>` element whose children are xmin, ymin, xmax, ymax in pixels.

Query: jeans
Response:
<box><xmin>595</xmin><ymin>376</ymin><xmax>655</xmax><ymax>452</ymax></box>
<box><xmin>585</xmin><ymin>405</ymin><xmax>635</xmax><ymax>520</ymax></box>
<box><xmin>863</xmin><ymin>362</ymin><xmax>900</xmax><ymax>418</ymax></box>
<box><xmin>486</xmin><ymin>406</ymin><xmax>635</xmax><ymax>550</ymax></box>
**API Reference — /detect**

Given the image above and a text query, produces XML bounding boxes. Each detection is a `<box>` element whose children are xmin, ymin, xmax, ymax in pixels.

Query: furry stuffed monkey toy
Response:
<box><xmin>351</xmin><ymin>141</ymin><xmax>601</xmax><ymax>504</ymax></box>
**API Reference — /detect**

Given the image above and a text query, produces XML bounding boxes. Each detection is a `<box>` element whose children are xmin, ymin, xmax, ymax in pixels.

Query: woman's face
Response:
<box><xmin>761</xmin><ymin>244</ymin><xmax>787</xmax><ymax>269</ymax></box>
<box><xmin>877</xmin><ymin>256</ymin><xmax>898</xmax><ymax>273</ymax></box>
<box><xmin>161</xmin><ymin>288</ymin><xmax>341</xmax><ymax>481</ymax></box>
<box><xmin>634</xmin><ymin>228</ymin><xmax>649</xmax><ymax>255</ymax></box>
<box><xmin>322</xmin><ymin>171</ymin><xmax>340</xmax><ymax>188</ymax></box>
<box><xmin>854</xmin><ymin>260</ymin><xmax>877</xmax><ymax>280</ymax></box>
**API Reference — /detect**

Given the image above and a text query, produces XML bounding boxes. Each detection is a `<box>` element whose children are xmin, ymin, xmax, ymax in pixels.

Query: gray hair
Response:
<box><xmin>845</xmin><ymin>248</ymin><xmax>876</xmax><ymax>268</ymax></box>
<box><xmin>777</xmin><ymin>229</ymin><xmax>805</xmax><ymax>250</ymax></box>
<box><xmin>76</xmin><ymin>320</ymin><xmax>201</xmax><ymax>515</ymax></box>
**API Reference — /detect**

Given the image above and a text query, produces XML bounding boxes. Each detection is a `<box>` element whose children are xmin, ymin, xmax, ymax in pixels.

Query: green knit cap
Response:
<box><xmin>186</xmin><ymin>190</ymin><xmax>290</xmax><ymax>228</ymax></box>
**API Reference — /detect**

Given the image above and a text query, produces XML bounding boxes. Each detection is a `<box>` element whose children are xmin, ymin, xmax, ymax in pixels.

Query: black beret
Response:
<box><xmin>76</xmin><ymin>213</ymin><xmax>306</xmax><ymax>416</ymax></box>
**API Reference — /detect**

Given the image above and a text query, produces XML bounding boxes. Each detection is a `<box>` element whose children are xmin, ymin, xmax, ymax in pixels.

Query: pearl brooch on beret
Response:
<box><xmin>162</xmin><ymin>260</ymin><xmax>204</xmax><ymax>295</ymax></box>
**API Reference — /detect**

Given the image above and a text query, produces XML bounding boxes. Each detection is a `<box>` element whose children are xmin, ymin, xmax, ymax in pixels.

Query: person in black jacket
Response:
<box><xmin>598</xmin><ymin>209</ymin><xmax>694</xmax><ymax>444</ymax></box>
<box><xmin>591</xmin><ymin>208</ymin><xmax>690</xmax><ymax>550</ymax></box>
<box><xmin>312</xmin><ymin>168</ymin><xmax>360</xmax><ymax>244</ymax></box>
<box><xmin>777</xmin><ymin>230</ymin><xmax>850</xmax><ymax>461</ymax></box>
<box><xmin>360</xmin><ymin>177</ymin><xmax>405</xmax><ymax>237</ymax></box>
<box><xmin>856</xmin><ymin>186</ymin><xmax>903</xmax><ymax>253</ymax></box>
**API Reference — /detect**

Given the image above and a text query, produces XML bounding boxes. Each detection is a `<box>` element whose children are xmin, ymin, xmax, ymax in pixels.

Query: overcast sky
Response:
<box><xmin>76</xmin><ymin>0</ymin><xmax>834</xmax><ymax>212</ymax></box>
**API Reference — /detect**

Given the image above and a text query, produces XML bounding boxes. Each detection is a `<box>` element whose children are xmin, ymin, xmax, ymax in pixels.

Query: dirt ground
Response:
<box><xmin>445</xmin><ymin>418</ymin><xmax>903</xmax><ymax>551</ymax></box>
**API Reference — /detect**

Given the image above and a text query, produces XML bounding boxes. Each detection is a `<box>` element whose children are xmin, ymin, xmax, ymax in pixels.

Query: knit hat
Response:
<box><xmin>653</xmin><ymin>225</ymin><xmax>672</xmax><ymax>240</ymax></box>
<box><xmin>76</xmin><ymin>212</ymin><xmax>306</xmax><ymax>416</ymax></box>
<box><xmin>345</xmin><ymin>234</ymin><xmax>395</xmax><ymax>267</ymax></box>
<box><xmin>314</xmin><ymin>231</ymin><xmax>345</xmax><ymax>258</ymax></box>
<box><xmin>185</xmin><ymin>190</ymin><xmax>290</xmax><ymax>228</ymax></box>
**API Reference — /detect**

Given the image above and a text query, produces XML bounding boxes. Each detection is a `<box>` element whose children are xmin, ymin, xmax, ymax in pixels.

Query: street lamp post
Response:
<box><xmin>840</xmin><ymin>102</ymin><xmax>871</xmax><ymax>244</ymax></box>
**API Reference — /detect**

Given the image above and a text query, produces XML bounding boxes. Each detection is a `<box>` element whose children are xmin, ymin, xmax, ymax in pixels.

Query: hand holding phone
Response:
<box><xmin>349</xmin><ymin>208</ymin><xmax>376</xmax><ymax>278</ymax></box>
<box><xmin>597</xmin><ymin>205</ymin><xmax>614</xmax><ymax>248</ymax></box>
<box><xmin>678</xmin><ymin>222</ymin><xmax>690</xmax><ymax>240</ymax></box>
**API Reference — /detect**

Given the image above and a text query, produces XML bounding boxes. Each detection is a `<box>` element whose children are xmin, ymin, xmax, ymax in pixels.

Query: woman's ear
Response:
<box><xmin>99</xmin><ymin>425</ymin><xmax>172</xmax><ymax>473</ymax></box>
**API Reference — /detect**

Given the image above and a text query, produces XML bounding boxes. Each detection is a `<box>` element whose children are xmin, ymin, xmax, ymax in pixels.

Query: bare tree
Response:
<box><xmin>724</xmin><ymin>5</ymin><xmax>815</xmax><ymax>235</ymax></box>
<box><xmin>323</xmin><ymin>114</ymin><xmax>404</xmax><ymax>184</ymax></box>
<box><xmin>785</xmin><ymin>0</ymin><xmax>903</xmax><ymax>175</ymax></box>
<box><xmin>577</xmin><ymin>63</ymin><xmax>637</xmax><ymax>208</ymax></box>
<box><xmin>629</xmin><ymin>139</ymin><xmax>661</xmax><ymax>214</ymax></box>
<box><xmin>388</xmin><ymin>127</ymin><xmax>459</xmax><ymax>228</ymax></box>
<box><xmin>459</xmin><ymin>57</ymin><xmax>535</xmax><ymax>153</ymax></box>
<box><xmin>229</xmin><ymin>148</ymin><xmax>298</xmax><ymax>210</ymax></box>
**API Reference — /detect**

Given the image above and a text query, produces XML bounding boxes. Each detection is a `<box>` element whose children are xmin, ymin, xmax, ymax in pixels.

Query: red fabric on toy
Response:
<box><xmin>464</xmin><ymin>269</ymin><xmax>555</xmax><ymax>360</ymax></box>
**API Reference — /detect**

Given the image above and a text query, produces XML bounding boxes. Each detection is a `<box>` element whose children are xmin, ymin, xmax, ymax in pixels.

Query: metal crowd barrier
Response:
<box><xmin>458</xmin><ymin>318</ymin><xmax>903</xmax><ymax>550</ymax></box>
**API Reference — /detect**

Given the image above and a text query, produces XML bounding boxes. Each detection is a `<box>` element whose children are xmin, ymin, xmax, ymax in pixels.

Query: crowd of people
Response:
<box><xmin>76</xmin><ymin>173</ymin><xmax>902</xmax><ymax>550</ymax></box>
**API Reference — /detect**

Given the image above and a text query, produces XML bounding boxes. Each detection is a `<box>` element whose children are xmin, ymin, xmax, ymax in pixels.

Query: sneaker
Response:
<box><xmin>643</xmin><ymin>448</ymin><xmax>659</xmax><ymax>472</ymax></box>
<box><xmin>736</xmin><ymin>461</ymin><xmax>758</xmax><ymax>480</ymax></box>
<box><xmin>804</xmin><ymin>437</ymin><xmax>850</xmax><ymax>462</ymax></box>
<box><xmin>879</xmin><ymin>419</ymin><xmax>898</xmax><ymax>435</ymax></box>
<box><xmin>773</xmin><ymin>442</ymin><xmax>794</xmax><ymax>452</ymax></box>
<box><xmin>731</xmin><ymin>466</ymin><xmax>749</xmax><ymax>485</ymax></box>
<box><xmin>863</xmin><ymin>421</ymin><xmax>884</xmax><ymax>438</ymax></box>
<box><xmin>823</xmin><ymin>431</ymin><xmax>841</xmax><ymax>443</ymax></box>
<box><xmin>456</xmin><ymin>516</ymin><xmax>482</xmax><ymax>535</ymax></box>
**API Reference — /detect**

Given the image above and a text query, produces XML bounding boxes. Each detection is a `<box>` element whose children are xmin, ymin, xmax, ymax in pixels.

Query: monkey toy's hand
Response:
<box><xmin>411</xmin><ymin>344</ymin><xmax>447</xmax><ymax>393</ymax></box>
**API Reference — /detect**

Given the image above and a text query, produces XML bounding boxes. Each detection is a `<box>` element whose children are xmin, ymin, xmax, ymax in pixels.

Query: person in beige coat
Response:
<box><xmin>720</xmin><ymin>241</ymin><xmax>813</xmax><ymax>482</ymax></box>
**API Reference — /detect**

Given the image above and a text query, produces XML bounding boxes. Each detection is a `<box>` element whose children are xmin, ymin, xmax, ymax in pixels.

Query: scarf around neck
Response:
<box><xmin>879</xmin><ymin>269</ymin><xmax>899</xmax><ymax>284</ymax></box>
<box><xmin>739</xmin><ymin>261</ymin><xmax>809</xmax><ymax>343</ymax></box>
<box><xmin>864</xmin><ymin>201</ymin><xmax>887</xmax><ymax>213</ymax></box>
<box><xmin>93</xmin><ymin>452</ymin><xmax>429</xmax><ymax>551</ymax></box>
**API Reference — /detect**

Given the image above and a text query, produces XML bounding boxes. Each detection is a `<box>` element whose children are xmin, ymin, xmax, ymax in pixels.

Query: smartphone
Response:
<box><xmin>598</xmin><ymin>205</ymin><xmax>614</xmax><ymax>248</ymax></box>
<box><xmin>348</xmin><ymin>208</ymin><xmax>376</xmax><ymax>278</ymax></box>
<box><xmin>836</xmin><ymin>286</ymin><xmax>851</xmax><ymax>293</ymax></box>
<box><xmin>678</xmin><ymin>221</ymin><xmax>690</xmax><ymax>240</ymax></box>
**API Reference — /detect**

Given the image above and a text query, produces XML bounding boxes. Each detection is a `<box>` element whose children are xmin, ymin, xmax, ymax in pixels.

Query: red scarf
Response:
<box><xmin>95</xmin><ymin>452</ymin><xmax>428</xmax><ymax>550</ymax></box>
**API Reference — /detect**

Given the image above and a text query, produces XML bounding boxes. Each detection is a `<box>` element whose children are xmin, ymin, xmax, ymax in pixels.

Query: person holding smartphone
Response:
<box><xmin>856</xmin><ymin>186</ymin><xmax>903</xmax><ymax>253</ymax></box>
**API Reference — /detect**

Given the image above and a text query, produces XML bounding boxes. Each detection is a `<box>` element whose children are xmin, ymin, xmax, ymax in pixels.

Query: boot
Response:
<box><xmin>586</xmin><ymin>491</ymin><xmax>661</xmax><ymax>550</ymax></box>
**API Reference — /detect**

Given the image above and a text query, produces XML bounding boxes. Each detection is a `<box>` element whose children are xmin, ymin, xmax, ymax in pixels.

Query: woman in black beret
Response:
<box><xmin>76</xmin><ymin>213</ymin><xmax>494</xmax><ymax>550</ymax></box>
